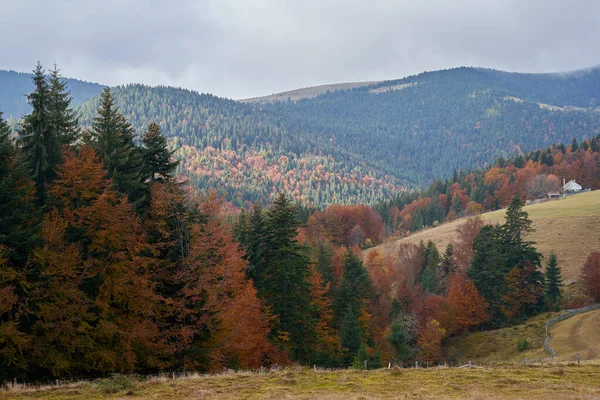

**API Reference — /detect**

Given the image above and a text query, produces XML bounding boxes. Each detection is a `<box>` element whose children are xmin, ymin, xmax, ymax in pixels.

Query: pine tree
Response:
<box><xmin>544</xmin><ymin>253</ymin><xmax>563</xmax><ymax>311</ymax></box>
<box><xmin>90</xmin><ymin>88</ymin><xmax>146</xmax><ymax>208</ymax></box>
<box><xmin>142</xmin><ymin>122</ymin><xmax>179</xmax><ymax>182</ymax></box>
<box><xmin>19</xmin><ymin>62</ymin><xmax>60</xmax><ymax>206</ymax></box>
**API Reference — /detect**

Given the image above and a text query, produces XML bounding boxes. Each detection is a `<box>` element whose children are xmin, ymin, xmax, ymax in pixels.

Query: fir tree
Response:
<box><xmin>544</xmin><ymin>253</ymin><xmax>563</xmax><ymax>311</ymax></box>
<box><xmin>0</xmin><ymin>112</ymin><xmax>39</xmax><ymax>265</ymax></box>
<box><xmin>19</xmin><ymin>62</ymin><xmax>60</xmax><ymax>206</ymax></box>
<box><xmin>339</xmin><ymin>304</ymin><xmax>361</xmax><ymax>366</ymax></box>
<box><xmin>141</xmin><ymin>122</ymin><xmax>179</xmax><ymax>182</ymax></box>
<box><xmin>263</xmin><ymin>193</ymin><xmax>315</xmax><ymax>361</ymax></box>
<box><xmin>48</xmin><ymin>65</ymin><xmax>79</xmax><ymax>146</ymax></box>
<box><xmin>468</xmin><ymin>225</ymin><xmax>509</xmax><ymax>326</ymax></box>
<box><xmin>90</xmin><ymin>88</ymin><xmax>146</xmax><ymax>208</ymax></box>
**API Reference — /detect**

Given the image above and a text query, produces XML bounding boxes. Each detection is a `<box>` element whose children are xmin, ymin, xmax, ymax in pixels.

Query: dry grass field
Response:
<box><xmin>549</xmin><ymin>309</ymin><xmax>600</xmax><ymax>362</ymax></box>
<box><xmin>4</xmin><ymin>364</ymin><xmax>600</xmax><ymax>400</ymax></box>
<box><xmin>370</xmin><ymin>190</ymin><xmax>600</xmax><ymax>282</ymax></box>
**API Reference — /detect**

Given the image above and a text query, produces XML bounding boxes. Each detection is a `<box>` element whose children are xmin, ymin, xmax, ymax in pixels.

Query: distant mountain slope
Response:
<box><xmin>240</xmin><ymin>81</ymin><xmax>380</xmax><ymax>103</ymax></box>
<box><xmin>4</xmin><ymin>65</ymin><xmax>599</xmax><ymax>206</ymax></box>
<box><xmin>0</xmin><ymin>69</ymin><xmax>105</xmax><ymax>118</ymax></box>
<box><xmin>77</xmin><ymin>85</ymin><xmax>404</xmax><ymax>206</ymax></box>
<box><xmin>260</xmin><ymin>67</ymin><xmax>600</xmax><ymax>183</ymax></box>
<box><xmin>70</xmin><ymin>67</ymin><xmax>600</xmax><ymax>206</ymax></box>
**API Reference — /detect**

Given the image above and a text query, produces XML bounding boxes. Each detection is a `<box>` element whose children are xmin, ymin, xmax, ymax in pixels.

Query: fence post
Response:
<box><xmin>388</xmin><ymin>362</ymin><xmax>391</xmax><ymax>369</ymax></box>
<box><xmin>314</xmin><ymin>364</ymin><xmax>317</xmax><ymax>372</ymax></box>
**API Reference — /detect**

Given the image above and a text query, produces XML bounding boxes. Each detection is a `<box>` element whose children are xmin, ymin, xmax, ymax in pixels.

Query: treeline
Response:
<box><xmin>377</xmin><ymin>135</ymin><xmax>600</xmax><ymax>235</ymax></box>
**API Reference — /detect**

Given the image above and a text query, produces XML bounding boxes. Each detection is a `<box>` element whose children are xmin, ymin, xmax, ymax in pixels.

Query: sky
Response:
<box><xmin>2</xmin><ymin>0</ymin><xmax>600</xmax><ymax>99</ymax></box>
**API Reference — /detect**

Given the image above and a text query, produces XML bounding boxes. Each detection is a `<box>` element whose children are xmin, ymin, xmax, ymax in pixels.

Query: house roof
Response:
<box><xmin>563</xmin><ymin>179</ymin><xmax>583</xmax><ymax>191</ymax></box>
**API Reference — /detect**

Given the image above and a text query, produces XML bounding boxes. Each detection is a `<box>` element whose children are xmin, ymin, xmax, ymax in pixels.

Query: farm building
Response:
<box><xmin>563</xmin><ymin>179</ymin><xmax>583</xmax><ymax>194</ymax></box>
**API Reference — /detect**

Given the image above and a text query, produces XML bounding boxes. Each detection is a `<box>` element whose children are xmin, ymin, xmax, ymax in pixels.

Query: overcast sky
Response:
<box><xmin>2</xmin><ymin>0</ymin><xmax>600</xmax><ymax>99</ymax></box>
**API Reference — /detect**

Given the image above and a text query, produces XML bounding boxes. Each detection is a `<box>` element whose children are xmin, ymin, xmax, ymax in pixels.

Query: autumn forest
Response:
<box><xmin>1</xmin><ymin>64</ymin><xmax>600</xmax><ymax>384</ymax></box>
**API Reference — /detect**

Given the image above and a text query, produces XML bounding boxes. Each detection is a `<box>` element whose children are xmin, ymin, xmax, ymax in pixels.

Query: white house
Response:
<box><xmin>563</xmin><ymin>179</ymin><xmax>583</xmax><ymax>194</ymax></box>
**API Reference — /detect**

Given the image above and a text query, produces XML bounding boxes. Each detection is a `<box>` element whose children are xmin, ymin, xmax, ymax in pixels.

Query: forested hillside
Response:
<box><xmin>0</xmin><ymin>69</ymin><xmax>104</xmax><ymax>118</ymax></box>
<box><xmin>2</xmin><ymin>63</ymin><xmax>599</xmax><ymax>384</ymax></box>
<box><xmin>4</xmin><ymin>66</ymin><xmax>600</xmax><ymax>207</ymax></box>
<box><xmin>70</xmin><ymin>67</ymin><xmax>600</xmax><ymax>206</ymax></box>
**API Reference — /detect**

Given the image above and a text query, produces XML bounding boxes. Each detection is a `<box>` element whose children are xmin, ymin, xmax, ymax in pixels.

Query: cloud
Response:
<box><xmin>1</xmin><ymin>0</ymin><xmax>600</xmax><ymax>98</ymax></box>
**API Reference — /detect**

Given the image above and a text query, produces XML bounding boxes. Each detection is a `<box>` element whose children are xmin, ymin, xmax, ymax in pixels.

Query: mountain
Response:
<box><xmin>4</xmin><ymin>66</ymin><xmax>600</xmax><ymax>207</ymax></box>
<box><xmin>0</xmin><ymin>69</ymin><xmax>105</xmax><ymax>119</ymax></box>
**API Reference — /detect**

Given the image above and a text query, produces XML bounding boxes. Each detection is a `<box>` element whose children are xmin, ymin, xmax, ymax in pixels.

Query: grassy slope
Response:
<box><xmin>5</xmin><ymin>365</ymin><xmax>600</xmax><ymax>400</ymax></box>
<box><xmin>549</xmin><ymin>309</ymin><xmax>600</xmax><ymax>362</ymax></box>
<box><xmin>443</xmin><ymin>312</ymin><xmax>559</xmax><ymax>364</ymax></box>
<box><xmin>371</xmin><ymin>190</ymin><xmax>600</xmax><ymax>282</ymax></box>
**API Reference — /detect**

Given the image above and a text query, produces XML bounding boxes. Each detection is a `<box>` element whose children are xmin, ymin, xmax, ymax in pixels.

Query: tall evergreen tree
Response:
<box><xmin>142</xmin><ymin>122</ymin><xmax>179</xmax><ymax>182</ymax></box>
<box><xmin>48</xmin><ymin>65</ymin><xmax>79</xmax><ymax>146</ymax></box>
<box><xmin>468</xmin><ymin>225</ymin><xmax>509</xmax><ymax>326</ymax></box>
<box><xmin>544</xmin><ymin>253</ymin><xmax>563</xmax><ymax>311</ymax></box>
<box><xmin>339</xmin><ymin>304</ymin><xmax>361</xmax><ymax>366</ymax></box>
<box><xmin>90</xmin><ymin>88</ymin><xmax>146</xmax><ymax>208</ymax></box>
<box><xmin>261</xmin><ymin>193</ymin><xmax>316</xmax><ymax>361</ymax></box>
<box><xmin>0</xmin><ymin>112</ymin><xmax>38</xmax><ymax>265</ymax></box>
<box><xmin>19</xmin><ymin>62</ymin><xmax>59</xmax><ymax>206</ymax></box>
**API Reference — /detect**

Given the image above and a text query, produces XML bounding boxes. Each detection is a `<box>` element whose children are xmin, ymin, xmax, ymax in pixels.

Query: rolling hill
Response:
<box><xmin>4</xmin><ymin>66</ymin><xmax>600</xmax><ymax>206</ymax></box>
<box><xmin>370</xmin><ymin>190</ymin><xmax>600</xmax><ymax>282</ymax></box>
<box><xmin>0</xmin><ymin>70</ymin><xmax>104</xmax><ymax>119</ymax></box>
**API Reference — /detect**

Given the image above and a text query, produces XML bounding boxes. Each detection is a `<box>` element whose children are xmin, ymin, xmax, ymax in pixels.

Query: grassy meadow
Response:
<box><xmin>4</xmin><ymin>364</ymin><xmax>600</xmax><ymax>400</ymax></box>
<box><xmin>371</xmin><ymin>190</ymin><xmax>600</xmax><ymax>282</ymax></box>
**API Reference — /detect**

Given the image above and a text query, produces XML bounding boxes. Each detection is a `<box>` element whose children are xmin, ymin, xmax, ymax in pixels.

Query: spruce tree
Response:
<box><xmin>19</xmin><ymin>62</ymin><xmax>59</xmax><ymax>206</ymax></box>
<box><xmin>48</xmin><ymin>65</ymin><xmax>79</xmax><ymax>146</ymax></box>
<box><xmin>340</xmin><ymin>304</ymin><xmax>361</xmax><ymax>366</ymax></box>
<box><xmin>0</xmin><ymin>112</ymin><xmax>39</xmax><ymax>265</ymax></box>
<box><xmin>468</xmin><ymin>225</ymin><xmax>508</xmax><ymax>326</ymax></box>
<box><xmin>544</xmin><ymin>253</ymin><xmax>563</xmax><ymax>311</ymax></box>
<box><xmin>90</xmin><ymin>88</ymin><xmax>146</xmax><ymax>208</ymax></box>
<box><xmin>262</xmin><ymin>193</ymin><xmax>315</xmax><ymax>361</ymax></box>
<box><xmin>142</xmin><ymin>122</ymin><xmax>179</xmax><ymax>182</ymax></box>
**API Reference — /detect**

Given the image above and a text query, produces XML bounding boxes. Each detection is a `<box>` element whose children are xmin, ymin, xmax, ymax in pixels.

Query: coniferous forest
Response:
<box><xmin>1</xmin><ymin>64</ymin><xmax>600</xmax><ymax>383</ymax></box>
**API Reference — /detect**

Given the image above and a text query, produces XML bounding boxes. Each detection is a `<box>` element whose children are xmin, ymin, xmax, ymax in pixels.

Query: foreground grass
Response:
<box><xmin>371</xmin><ymin>190</ymin><xmax>600</xmax><ymax>282</ymax></box>
<box><xmin>5</xmin><ymin>364</ymin><xmax>600</xmax><ymax>400</ymax></box>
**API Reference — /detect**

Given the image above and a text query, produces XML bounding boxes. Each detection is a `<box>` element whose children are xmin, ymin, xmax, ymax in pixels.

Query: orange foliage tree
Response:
<box><xmin>32</xmin><ymin>146</ymin><xmax>168</xmax><ymax>376</ymax></box>
<box><xmin>446</xmin><ymin>274</ymin><xmax>488</xmax><ymax>333</ymax></box>
<box><xmin>174</xmin><ymin>195</ymin><xmax>279</xmax><ymax>370</ymax></box>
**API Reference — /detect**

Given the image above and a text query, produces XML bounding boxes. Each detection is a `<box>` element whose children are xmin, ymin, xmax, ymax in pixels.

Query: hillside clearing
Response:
<box><xmin>371</xmin><ymin>190</ymin><xmax>600</xmax><ymax>282</ymax></box>
<box><xmin>4</xmin><ymin>364</ymin><xmax>600</xmax><ymax>400</ymax></box>
<box><xmin>549</xmin><ymin>309</ymin><xmax>600</xmax><ymax>362</ymax></box>
<box><xmin>239</xmin><ymin>81</ymin><xmax>380</xmax><ymax>103</ymax></box>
